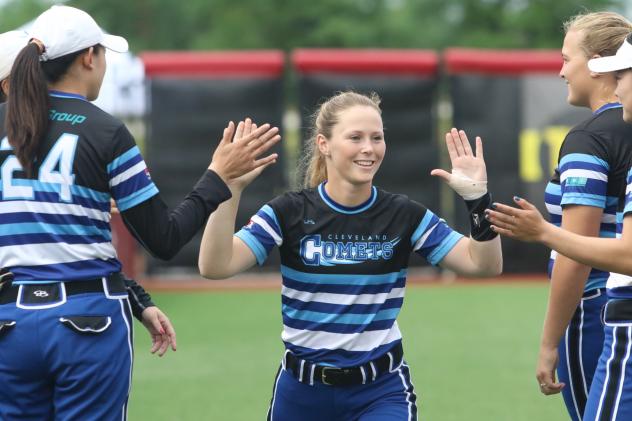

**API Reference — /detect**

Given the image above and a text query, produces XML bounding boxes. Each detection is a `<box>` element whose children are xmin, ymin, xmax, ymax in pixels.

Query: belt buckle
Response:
<box><xmin>321</xmin><ymin>367</ymin><xmax>336</xmax><ymax>386</ymax></box>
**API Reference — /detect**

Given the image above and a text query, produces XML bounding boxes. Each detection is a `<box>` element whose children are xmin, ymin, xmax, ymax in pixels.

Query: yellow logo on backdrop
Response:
<box><xmin>519</xmin><ymin>126</ymin><xmax>569</xmax><ymax>183</ymax></box>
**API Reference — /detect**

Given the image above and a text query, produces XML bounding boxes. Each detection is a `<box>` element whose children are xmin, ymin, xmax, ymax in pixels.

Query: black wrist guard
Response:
<box><xmin>464</xmin><ymin>192</ymin><xmax>498</xmax><ymax>241</ymax></box>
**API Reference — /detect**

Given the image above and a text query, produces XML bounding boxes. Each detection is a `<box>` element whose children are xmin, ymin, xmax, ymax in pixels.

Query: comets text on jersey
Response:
<box><xmin>300</xmin><ymin>234</ymin><xmax>398</xmax><ymax>266</ymax></box>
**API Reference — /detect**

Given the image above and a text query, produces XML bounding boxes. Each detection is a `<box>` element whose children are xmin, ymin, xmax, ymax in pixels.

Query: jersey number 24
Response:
<box><xmin>1</xmin><ymin>134</ymin><xmax>79</xmax><ymax>202</ymax></box>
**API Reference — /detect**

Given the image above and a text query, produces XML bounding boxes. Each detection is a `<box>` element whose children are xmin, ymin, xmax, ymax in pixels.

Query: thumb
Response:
<box><xmin>430</xmin><ymin>169</ymin><xmax>451</xmax><ymax>183</ymax></box>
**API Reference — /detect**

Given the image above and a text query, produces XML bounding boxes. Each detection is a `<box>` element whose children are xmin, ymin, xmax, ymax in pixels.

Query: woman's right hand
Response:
<box><xmin>536</xmin><ymin>345</ymin><xmax>565</xmax><ymax>395</ymax></box>
<box><xmin>209</xmin><ymin>118</ymin><xmax>280</xmax><ymax>184</ymax></box>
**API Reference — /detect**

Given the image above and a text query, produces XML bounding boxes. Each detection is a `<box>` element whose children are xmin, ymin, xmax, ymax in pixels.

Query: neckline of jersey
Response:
<box><xmin>49</xmin><ymin>90</ymin><xmax>88</xmax><ymax>101</ymax></box>
<box><xmin>593</xmin><ymin>102</ymin><xmax>622</xmax><ymax>115</ymax></box>
<box><xmin>317</xmin><ymin>182</ymin><xmax>378</xmax><ymax>215</ymax></box>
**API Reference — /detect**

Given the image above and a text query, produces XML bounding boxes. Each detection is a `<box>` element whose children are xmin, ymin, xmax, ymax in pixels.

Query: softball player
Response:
<box><xmin>488</xmin><ymin>32</ymin><xmax>632</xmax><ymax>420</ymax></box>
<box><xmin>0</xmin><ymin>28</ymin><xmax>177</xmax><ymax>360</ymax></box>
<box><xmin>0</xmin><ymin>5</ymin><xmax>279</xmax><ymax>420</ymax></box>
<box><xmin>199</xmin><ymin>91</ymin><xmax>502</xmax><ymax>420</ymax></box>
<box><xmin>537</xmin><ymin>13</ymin><xmax>632</xmax><ymax>421</ymax></box>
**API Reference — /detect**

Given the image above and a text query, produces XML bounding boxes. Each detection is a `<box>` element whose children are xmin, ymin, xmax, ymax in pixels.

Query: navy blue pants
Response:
<box><xmin>557</xmin><ymin>289</ymin><xmax>607</xmax><ymax>421</ymax></box>
<box><xmin>267</xmin><ymin>360</ymin><xmax>417</xmax><ymax>420</ymax></box>
<box><xmin>584</xmin><ymin>298</ymin><xmax>632</xmax><ymax>421</ymax></box>
<box><xmin>0</xmin><ymin>285</ymin><xmax>134</xmax><ymax>420</ymax></box>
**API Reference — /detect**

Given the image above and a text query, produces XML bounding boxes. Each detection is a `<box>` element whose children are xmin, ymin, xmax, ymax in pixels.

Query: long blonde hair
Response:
<box><xmin>300</xmin><ymin>91</ymin><xmax>382</xmax><ymax>188</ymax></box>
<box><xmin>564</xmin><ymin>12</ymin><xmax>632</xmax><ymax>58</ymax></box>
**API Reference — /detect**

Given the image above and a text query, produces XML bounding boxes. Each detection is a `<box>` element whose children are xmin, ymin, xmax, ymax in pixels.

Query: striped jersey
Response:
<box><xmin>0</xmin><ymin>92</ymin><xmax>158</xmax><ymax>283</ymax></box>
<box><xmin>544</xmin><ymin>104</ymin><xmax>632</xmax><ymax>292</ymax></box>
<box><xmin>236</xmin><ymin>182</ymin><xmax>463</xmax><ymax>367</ymax></box>
<box><xmin>606</xmin><ymin>168</ymin><xmax>632</xmax><ymax>298</ymax></box>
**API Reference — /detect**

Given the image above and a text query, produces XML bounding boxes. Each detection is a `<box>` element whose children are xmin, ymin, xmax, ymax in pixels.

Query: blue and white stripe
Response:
<box><xmin>545</xmin><ymin>152</ymin><xmax>614</xmax><ymax>291</ymax></box>
<box><xmin>411</xmin><ymin>210</ymin><xmax>463</xmax><ymax>266</ymax></box>
<box><xmin>107</xmin><ymin>146</ymin><xmax>158</xmax><ymax>211</ymax></box>
<box><xmin>236</xmin><ymin>197</ymin><xmax>461</xmax><ymax>367</ymax></box>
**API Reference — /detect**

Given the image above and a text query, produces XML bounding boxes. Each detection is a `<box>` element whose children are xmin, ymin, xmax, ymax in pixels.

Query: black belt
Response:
<box><xmin>0</xmin><ymin>273</ymin><xmax>126</xmax><ymax>305</ymax></box>
<box><xmin>284</xmin><ymin>342</ymin><xmax>404</xmax><ymax>387</ymax></box>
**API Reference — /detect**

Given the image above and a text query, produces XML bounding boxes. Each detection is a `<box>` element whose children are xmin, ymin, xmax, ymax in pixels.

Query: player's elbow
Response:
<box><xmin>471</xmin><ymin>258</ymin><xmax>503</xmax><ymax>278</ymax></box>
<box><xmin>198</xmin><ymin>260</ymin><xmax>230</xmax><ymax>280</ymax></box>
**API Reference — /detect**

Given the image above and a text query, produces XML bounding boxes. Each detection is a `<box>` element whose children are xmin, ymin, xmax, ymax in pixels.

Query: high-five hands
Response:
<box><xmin>209</xmin><ymin>118</ymin><xmax>280</xmax><ymax>182</ymax></box>
<box><xmin>431</xmin><ymin>128</ymin><xmax>488</xmax><ymax>200</ymax></box>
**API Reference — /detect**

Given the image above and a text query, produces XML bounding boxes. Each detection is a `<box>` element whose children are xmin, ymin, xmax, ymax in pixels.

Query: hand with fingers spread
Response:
<box><xmin>485</xmin><ymin>197</ymin><xmax>551</xmax><ymax>242</ymax></box>
<box><xmin>141</xmin><ymin>306</ymin><xmax>177</xmax><ymax>357</ymax></box>
<box><xmin>226</xmin><ymin>120</ymin><xmax>278</xmax><ymax>191</ymax></box>
<box><xmin>536</xmin><ymin>346</ymin><xmax>565</xmax><ymax>395</ymax></box>
<box><xmin>431</xmin><ymin>128</ymin><xmax>487</xmax><ymax>200</ymax></box>
<box><xmin>209</xmin><ymin>117</ymin><xmax>280</xmax><ymax>182</ymax></box>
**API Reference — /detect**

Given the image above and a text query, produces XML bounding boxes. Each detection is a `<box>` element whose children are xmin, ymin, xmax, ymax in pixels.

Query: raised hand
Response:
<box><xmin>431</xmin><ymin>128</ymin><xmax>487</xmax><ymax>200</ymax></box>
<box><xmin>226</xmin><ymin>120</ymin><xmax>278</xmax><ymax>191</ymax></box>
<box><xmin>209</xmin><ymin>118</ymin><xmax>280</xmax><ymax>182</ymax></box>
<box><xmin>485</xmin><ymin>196</ymin><xmax>548</xmax><ymax>242</ymax></box>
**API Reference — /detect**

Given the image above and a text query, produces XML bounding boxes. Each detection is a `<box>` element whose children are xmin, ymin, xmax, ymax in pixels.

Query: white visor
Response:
<box><xmin>588</xmin><ymin>35</ymin><xmax>632</xmax><ymax>73</ymax></box>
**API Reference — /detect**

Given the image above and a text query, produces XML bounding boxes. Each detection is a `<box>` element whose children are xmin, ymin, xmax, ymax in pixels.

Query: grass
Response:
<box><xmin>128</xmin><ymin>282</ymin><xmax>568</xmax><ymax>420</ymax></box>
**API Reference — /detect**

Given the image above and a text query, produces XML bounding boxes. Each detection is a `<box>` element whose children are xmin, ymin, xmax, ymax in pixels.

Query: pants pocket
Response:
<box><xmin>59</xmin><ymin>316</ymin><xmax>111</xmax><ymax>334</ymax></box>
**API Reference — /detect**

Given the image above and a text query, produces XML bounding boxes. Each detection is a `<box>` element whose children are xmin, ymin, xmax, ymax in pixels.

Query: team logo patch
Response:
<box><xmin>566</xmin><ymin>176</ymin><xmax>588</xmax><ymax>187</ymax></box>
<box><xmin>300</xmin><ymin>234</ymin><xmax>399</xmax><ymax>266</ymax></box>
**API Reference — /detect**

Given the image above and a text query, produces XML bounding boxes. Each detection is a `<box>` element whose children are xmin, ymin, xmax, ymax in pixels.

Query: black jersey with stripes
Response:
<box><xmin>0</xmin><ymin>91</ymin><xmax>231</xmax><ymax>282</ymax></box>
<box><xmin>236</xmin><ymin>183</ymin><xmax>463</xmax><ymax>367</ymax></box>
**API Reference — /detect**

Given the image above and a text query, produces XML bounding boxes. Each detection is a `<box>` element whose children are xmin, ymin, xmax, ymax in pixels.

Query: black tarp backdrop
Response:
<box><xmin>142</xmin><ymin>51</ymin><xmax>286</xmax><ymax>273</ymax></box>
<box><xmin>445</xmin><ymin>48</ymin><xmax>591</xmax><ymax>272</ymax></box>
<box><xmin>292</xmin><ymin>49</ymin><xmax>440</xmax><ymax>267</ymax></box>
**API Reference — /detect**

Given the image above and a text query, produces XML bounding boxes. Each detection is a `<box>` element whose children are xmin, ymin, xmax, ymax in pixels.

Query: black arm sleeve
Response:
<box><xmin>120</xmin><ymin>170</ymin><xmax>232</xmax><ymax>260</ymax></box>
<box><xmin>125</xmin><ymin>278</ymin><xmax>155</xmax><ymax>321</ymax></box>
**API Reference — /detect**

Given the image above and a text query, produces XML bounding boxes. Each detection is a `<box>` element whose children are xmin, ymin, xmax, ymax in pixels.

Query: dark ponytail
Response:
<box><xmin>4</xmin><ymin>44</ymin><xmax>97</xmax><ymax>177</ymax></box>
<box><xmin>5</xmin><ymin>43</ymin><xmax>49</xmax><ymax>177</ymax></box>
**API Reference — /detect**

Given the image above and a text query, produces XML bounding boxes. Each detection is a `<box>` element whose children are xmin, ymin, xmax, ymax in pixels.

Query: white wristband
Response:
<box><xmin>447</xmin><ymin>172</ymin><xmax>487</xmax><ymax>201</ymax></box>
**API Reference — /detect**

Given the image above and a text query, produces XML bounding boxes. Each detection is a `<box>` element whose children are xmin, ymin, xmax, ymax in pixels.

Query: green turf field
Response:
<box><xmin>128</xmin><ymin>282</ymin><xmax>568</xmax><ymax>420</ymax></box>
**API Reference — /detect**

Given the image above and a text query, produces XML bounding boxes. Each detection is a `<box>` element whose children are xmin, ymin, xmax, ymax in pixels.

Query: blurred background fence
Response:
<box><xmin>102</xmin><ymin>47</ymin><xmax>594</xmax><ymax>277</ymax></box>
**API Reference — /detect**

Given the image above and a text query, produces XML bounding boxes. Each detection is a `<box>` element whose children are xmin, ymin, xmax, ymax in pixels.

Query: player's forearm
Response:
<box><xmin>540</xmin><ymin>256</ymin><xmax>591</xmax><ymax>350</ymax></box>
<box><xmin>122</xmin><ymin>170</ymin><xmax>231</xmax><ymax>260</ymax></box>
<box><xmin>198</xmin><ymin>189</ymin><xmax>242</xmax><ymax>279</ymax></box>
<box><xmin>541</xmin><ymin>224</ymin><xmax>632</xmax><ymax>275</ymax></box>
<box><xmin>464</xmin><ymin>236</ymin><xmax>503</xmax><ymax>277</ymax></box>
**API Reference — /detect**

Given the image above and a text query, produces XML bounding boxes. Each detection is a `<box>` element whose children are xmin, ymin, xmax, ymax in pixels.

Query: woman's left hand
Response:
<box><xmin>431</xmin><ymin>128</ymin><xmax>487</xmax><ymax>200</ymax></box>
<box><xmin>141</xmin><ymin>306</ymin><xmax>177</xmax><ymax>357</ymax></box>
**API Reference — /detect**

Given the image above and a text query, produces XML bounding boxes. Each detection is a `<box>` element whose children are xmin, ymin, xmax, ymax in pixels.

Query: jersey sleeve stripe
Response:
<box><xmin>109</xmin><ymin>161</ymin><xmax>149</xmax><ymax>188</ymax></box>
<box><xmin>115</xmin><ymin>184</ymin><xmax>159</xmax><ymax>211</ymax></box>
<box><xmin>559</xmin><ymin>153</ymin><xmax>609</xmax><ymax>170</ymax></box>
<box><xmin>560</xmin><ymin>169</ymin><xmax>608</xmax><ymax>182</ymax></box>
<box><xmin>251</xmin><ymin>214</ymin><xmax>282</xmax><ymax>246</ymax></box>
<box><xmin>260</xmin><ymin>205</ymin><xmax>282</xmax><ymax>237</ymax></box>
<box><xmin>235</xmin><ymin>230</ymin><xmax>268</xmax><ymax>265</ymax></box>
<box><xmin>410</xmin><ymin>211</ymin><xmax>436</xmax><ymax>246</ymax></box>
<box><xmin>107</xmin><ymin>146</ymin><xmax>142</xmax><ymax>174</ymax></box>
<box><xmin>560</xmin><ymin>194</ymin><xmax>606</xmax><ymax>208</ymax></box>
<box><xmin>427</xmin><ymin>231</ymin><xmax>464</xmax><ymax>265</ymax></box>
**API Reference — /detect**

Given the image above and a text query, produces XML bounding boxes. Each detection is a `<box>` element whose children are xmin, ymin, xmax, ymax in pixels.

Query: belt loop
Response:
<box><xmin>309</xmin><ymin>364</ymin><xmax>315</xmax><ymax>386</ymax></box>
<box><xmin>282</xmin><ymin>349</ymin><xmax>290</xmax><ymax>371</ymax></box>
<box><xmin>369</xmin><ymin>361</ymin><xmax>377</xmax><ymax>382</ymax></box>
<box><xmin>103</xmin><ymin>275</ymin><xmax>127</xmax><ymax>299</ymax></box>
<box><xmin>359</xmin><ymin>366</ymin><xmax>367</xmax><ymax>385</ymax></box>
<box><xmin>298</xmin><ymin>360</ymin><xmax>305</xmax><ymax>383</ymax></box>
<box><xmin>387</xmin><ymin>351</ymin><xmax>394</xmax><ymax>373</ymax></box>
